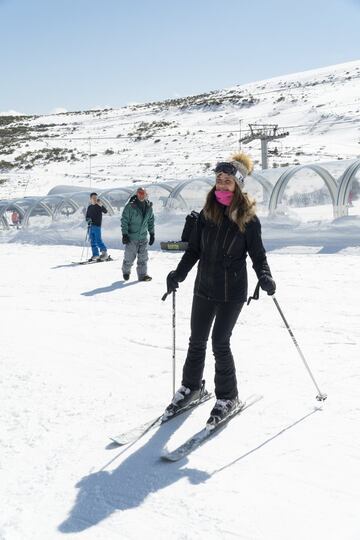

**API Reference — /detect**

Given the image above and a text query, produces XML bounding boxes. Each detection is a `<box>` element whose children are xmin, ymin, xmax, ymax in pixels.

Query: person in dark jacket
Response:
<box><xmin>121</xmin><ymin>187</ymin><xmax>155</xmax><ymax>281</ymax></box>
<box><xmin>164</xmin><ymin>152</ymin><xmax>276</xmax><ymax>428</ymax></box>
<box><xmin>85</xmin><ymin>192</ymin><xmax>109</xmax><ymax>261</ymax></box>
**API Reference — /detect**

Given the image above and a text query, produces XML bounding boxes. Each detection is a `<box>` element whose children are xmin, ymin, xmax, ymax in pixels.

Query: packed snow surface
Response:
<box><xmin>1</xmin><ymin>243</ymin><xmax>359</xmax><ymax>540</ymax></box>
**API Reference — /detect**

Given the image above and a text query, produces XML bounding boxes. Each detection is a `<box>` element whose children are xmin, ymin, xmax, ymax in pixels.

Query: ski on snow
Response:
<box><xmin>161</xmin><ymin>394</ymin><xmax>263</xmax><ymax>462</ymax></box>
<box><xmin>73</xmin><ymin>256</ymin><xmax>114</xmax><ymax>265</ymax></box>
<box><xmin>110</xmin><ymin>391</ymin><xmax>212</xmax><ymax>446</ymax></box>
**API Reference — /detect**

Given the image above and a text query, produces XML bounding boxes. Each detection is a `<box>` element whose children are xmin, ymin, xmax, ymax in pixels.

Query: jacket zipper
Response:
<box><xmin>211</xmin><ymin>226</ymin><xmax>221</xmax><ymax>295</ymax></box>
<box><xmin>224</xmin><ymin>228</ymin><xmax>238</xmax><ymax>302</ymax></box>
<box><xmin>197</xmin><ymin>264</ymin><xmax>202</xmax><ymax>295</ymax></box>
<box><xmin>225</xmin><ymin>269</ymin><xmax>228</xmax><ymax>302</ymax></box>
<box><xmin>133</xmin><ymin>202</ymin><xmax>149</xmax><ymax>241</ymax></box>
<box><xmin>226</xmin><ymin>234</ymin><xmax>237</xmax><ymax>255</ymax></box>
<box><xmin>196</xmin><ymin>226</ymin><xmax>205</xmax><ymax>296</ymax></box>
<box><xmin>222</xmin><ymin>228</ymin><xmax>229</xmax><ymax>248</ymax></box>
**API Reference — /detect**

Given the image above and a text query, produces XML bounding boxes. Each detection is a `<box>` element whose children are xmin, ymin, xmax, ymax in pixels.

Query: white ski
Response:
<box><xmin>110</xmin><ymin>391</ymin><xmax>212</xmax><ymax>446</ymax></box>
<box><xmin>161</xmin><ymin>394</ymin><xmax>263</xmax><ymax>462</ymax></box>
<box><xmin>73</xmin><ymin>256</ymin><xmax>114</xmax><ymax>265</ymax></box>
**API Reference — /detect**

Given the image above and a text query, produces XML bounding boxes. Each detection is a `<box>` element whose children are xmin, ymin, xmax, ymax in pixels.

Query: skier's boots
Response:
<box><xmin>88</xmin><ymin>255</ymin><xmax>99</xmax><ymax>262</ymax></box>
<box><xmin>99</xmin><ymin>251</ymin><xmax>109</xmax><ymax>261</ymax></box>
<box><xmin>206</xmin><ymin>396</ymin><xmax>241</xmax><ymax>431</ymax></box>
<box><xmin>163</xmin><ymin>380</ymin><xmax>207</xmax><ymax>420</ymax></box>
<box><xmin>123</xmin><ymin>273</ymin><xmax>130</xmax><ymax>281</ymax></box>
<box><xmin>139</xmin><ymin>275</ymin><xmax>152</xmax><ymax>282</ymax></box>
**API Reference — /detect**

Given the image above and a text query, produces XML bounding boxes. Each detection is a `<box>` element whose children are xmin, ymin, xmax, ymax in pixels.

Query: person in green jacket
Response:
<box><xmin>121</xmin><ymin>187</ymin><xmax>155</xmax><ymax>281</ymax></box>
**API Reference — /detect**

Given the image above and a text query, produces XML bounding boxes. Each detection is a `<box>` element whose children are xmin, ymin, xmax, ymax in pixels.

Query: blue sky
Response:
<box><xmin>1</xmin><ymin>0</ymin><xmax>360</xmax><ymax>115</ymax></box>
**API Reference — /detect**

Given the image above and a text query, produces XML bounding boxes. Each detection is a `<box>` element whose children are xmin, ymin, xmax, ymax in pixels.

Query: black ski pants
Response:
<box><xmin>182</xmin><ymin>295</ymin><xmax>244</xmax><ymax>400</ymax></box>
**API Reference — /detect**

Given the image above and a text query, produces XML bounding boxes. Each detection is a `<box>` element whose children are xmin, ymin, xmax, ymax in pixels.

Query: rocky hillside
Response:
<box><xmin>1</xmin><ymin>59</ymin><xmax>360</xmax><ymax>198</ymax></box>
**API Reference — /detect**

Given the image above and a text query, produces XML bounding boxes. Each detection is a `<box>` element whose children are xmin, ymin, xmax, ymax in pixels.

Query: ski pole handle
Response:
<box><xmin>247</xmin><ymin>281</ymin><xmax>261</xmax><ymax>305</ymax></box>
<box><xmin>247</xmin><ymin>281</ymin><xmax>276</xmax><ymax>305</ymax></box>
<box><xmin>162</xmin><ymin>289</ymin><xmax>177</xmax><ymax>301</ymax></box>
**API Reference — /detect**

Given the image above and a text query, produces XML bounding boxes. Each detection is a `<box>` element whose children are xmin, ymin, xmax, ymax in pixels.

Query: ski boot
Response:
<box><xmin>206</xmin><ymin>396</ymin><xmax>241</xmax><ymax>431</ymax></box>
<box><xmin>138</xmin><ymin>275</ymin><xmax>152</xmax><ymax>282</ymax></box>
<box><xmin>99</xmin><ymin>251</ymin><xmax>109</xmax><ymax>261</ymax></box>
<box><xmin>163</xmin><ymin>380</ymin><xmax>207</xmax><ymax>420</ymax></box>
<box><xmin>88</xmin><ymin>255</ymin><xmax>99</xmax><ymax>262</ymax></box>
<box><xmin>123</xmin><ymin>273</ymin><xmax>130</xmax><ymax>281</ymax></box>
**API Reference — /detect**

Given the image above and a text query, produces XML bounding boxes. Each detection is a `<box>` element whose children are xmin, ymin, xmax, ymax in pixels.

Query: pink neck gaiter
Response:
<box><xmin>215</xmin><ymin>190</ymin><xmax>234</xmax><ymax>206</ymax></box>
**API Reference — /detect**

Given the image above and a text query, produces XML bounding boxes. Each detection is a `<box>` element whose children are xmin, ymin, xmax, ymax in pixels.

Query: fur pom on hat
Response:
<box><xmin>214</xmin><ymin>152</ymin><xmax>254</xmax><ymax>185</ymax></box>
<box><xmin>230</xmin><ymin>152</ymin><xmax>254</xmax><ymax>178</ymax></box>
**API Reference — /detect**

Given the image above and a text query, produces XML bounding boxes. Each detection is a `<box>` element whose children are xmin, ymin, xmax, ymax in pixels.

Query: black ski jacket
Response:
<box><xmin>86</xmin><ymin>204</ymin><xmax>108</xmax><ymax>227</ymax></box>
<box><xmin>175</xmin><ymin>209</ymin><xmax>272</xmax><ymax>303</ymax></box>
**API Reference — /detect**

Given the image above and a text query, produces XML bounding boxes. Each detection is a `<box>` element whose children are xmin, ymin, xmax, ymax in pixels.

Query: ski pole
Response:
<box><xmin>271</xmin><ymin>295</ymin><xmax>327</xmax><ymax>402</ymax></box>
<box><xmin>248</xmin><ymin>282</ymin><xmax>327</xmax><ymax>402</ymax></box>
<box><xmin>80</xmin><ymin>223</ymin><xmax>90</xmax><ymax>263</ymax></box>
<box><xmin>162</xmin><ymin>290</ymin><xmax>176</xmax><ymax>395</ymax></box>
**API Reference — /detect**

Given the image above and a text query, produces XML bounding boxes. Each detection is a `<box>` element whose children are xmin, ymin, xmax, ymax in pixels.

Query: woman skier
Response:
<box><xmin>164</xmin><ymin>152</ymin><xmax>276</xmax><ymax>428</ymax></box>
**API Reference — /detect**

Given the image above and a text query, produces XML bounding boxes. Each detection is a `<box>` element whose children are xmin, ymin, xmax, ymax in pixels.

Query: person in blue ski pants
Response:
<box><xmin>85</xmin><ymin>192</ymin><xmax>109</xmax><ymax>261</ymax></box>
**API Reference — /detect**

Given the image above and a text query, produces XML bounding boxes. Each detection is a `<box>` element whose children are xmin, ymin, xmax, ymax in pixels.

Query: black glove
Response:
<box><xmin>149</xmin><ymin>232</ymin><xmax>155</xmax><ymax>246</ymax></box>
<box><xmin>166</xmin><ymin>271</ymin><xmax>179</xmax><ymax>294</ymax></box>
<box><xmin>259</xmin><ymin>274</ymin><xmax>276</xmax><ymax>296</ymax></box>
<box><xmin>122</xmin><ymin>234</ymin><xmax>130</xmax><ymax>245</ymax></box>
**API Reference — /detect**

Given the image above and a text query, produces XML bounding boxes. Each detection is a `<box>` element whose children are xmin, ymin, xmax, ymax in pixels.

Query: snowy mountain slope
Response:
<box><xmin>1</xmin><ymin>243</ymin><xmax>360</xmax><ymax>540</ymax></box>
<box><xmin>1</xmin><ymin>59</ymin><xmax>360</xmax><ymax>199</ymax></box>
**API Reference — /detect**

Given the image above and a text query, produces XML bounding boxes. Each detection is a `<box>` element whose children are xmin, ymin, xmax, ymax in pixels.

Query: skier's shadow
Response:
<box><xmin>81</xmin><ymin>280</ymin><xmax>138</xmax><ymax>296</ymax></box>
<box><xmin>211</xmin><ymin>407</ymin><xmax>321</xmax><ymax>476</ymax></box>
<box><xmin>51</xmin><ymin>263</ymin><xmax>83</xmax><ymax>269</ymax></box>
<box><xmin>58</xmin><ymin>411</ymin><xmax>210</xmax><ymax>534</ymax></box>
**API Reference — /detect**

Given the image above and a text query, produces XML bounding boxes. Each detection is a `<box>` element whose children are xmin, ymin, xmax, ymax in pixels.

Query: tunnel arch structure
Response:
<box><xmin>336</xmin><ymin>158</ymin><xmax>360</xmax><ymax>216</ymax></box>
<box><xmin>0</xmin><ymin>200</ymin><xmax>28</xmax><ymax>228</ymax></box>
<box><xmin>21</xmin><ymin>196</ymin><xmax>61</xmax><ymax>227</ymax></box>
<box><xmin>165</xmin><ymin>177</ymin><xmax>213</xmax><ymax>210</ymax></box>
<box><xmin>268</xmin><ymin>164</ymin><xmax>338</xmax><ymax>217</ymax></box>
<box><xmin>250</xmin><ymin>172</ymin><xmax>273</xmax><ymax>203</ymax></box>
<box><xmin>2</xmin><ymin>159</ymin><xmax>360</xmax><ymax>230</ymax></box>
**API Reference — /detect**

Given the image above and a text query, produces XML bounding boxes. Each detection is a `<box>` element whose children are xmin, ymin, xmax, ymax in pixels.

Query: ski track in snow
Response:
<box><xmin>0</xmin><ymin>244</ymin><xmax>360</xmax><ymax>540</ymax></box>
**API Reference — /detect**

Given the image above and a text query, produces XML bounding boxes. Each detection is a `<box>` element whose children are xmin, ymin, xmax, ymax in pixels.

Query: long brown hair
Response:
<box><xmin>203</xmin><ymin>182</ymin><xmax>256</xmax><ymax>233</ymax></box>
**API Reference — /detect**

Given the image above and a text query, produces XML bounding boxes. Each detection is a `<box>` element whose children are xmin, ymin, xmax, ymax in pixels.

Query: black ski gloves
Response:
<box><xmin>167</xmin><ymin>271</ymin><xmax>179</xmax><ymax>294</ymax></box>
<box><xmin>122</xmin><ymin>234</ymin><xmax>130</xmax><ymax>245</ymax></box>
<box><xmin>149</xmin><ymin>232</ymin><xmax>155</xmax><ymax>246</ymax></box>
<box><xmin>259</xmin><ymin>274</ymin><xmax>276</xmax><ymax>296</ymax></box>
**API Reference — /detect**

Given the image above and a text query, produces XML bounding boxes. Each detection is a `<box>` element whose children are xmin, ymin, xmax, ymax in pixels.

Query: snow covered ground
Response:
<box><xmin>1</xmin><ymin>59</ymin><xmax>360</xmax><ymax>199</ymax></box>
<box><xmin>1</xmin><ymin>243</ymin><xmax>360</xmax><ymax>540</ymax></box>
<box><xmin>2</xmin><ymin>202</ymin><xmax>360</xmax><ymax>256</ymax></box>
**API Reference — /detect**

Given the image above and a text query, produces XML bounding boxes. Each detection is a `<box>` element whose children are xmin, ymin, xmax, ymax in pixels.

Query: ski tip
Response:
<box><xmin>160</xmin><ymin>446</ymin><xmax>183</xmax><ymax>462</ymax></box>
<box><xmin>109</xmin><ymin>437</ymin><xmax>127</xmax><ymax>446</ymax></box>
<box><xmin>160</xmin><ymin>448</ymin><xmax>173</xmax><ymax>461</ymax></box>
<box><xmin>161</xmin><ymin>411</ymin><xmax>173</xmax><ymax>423</ymax></box>
<box><xmin>160</xmin><ymin>452</ymin><xmax>178</xmax><ymax>462</ymax></box>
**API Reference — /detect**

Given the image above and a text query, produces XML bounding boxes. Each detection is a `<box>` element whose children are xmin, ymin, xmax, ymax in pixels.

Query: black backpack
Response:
<box><xmin>181</xmin><ymin>210</ymin><xmax>199</xmax><ymax>242</ymax></box>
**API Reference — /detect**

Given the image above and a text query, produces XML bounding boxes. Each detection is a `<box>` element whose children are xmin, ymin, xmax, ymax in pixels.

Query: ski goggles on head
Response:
<box><xmin>214</xmin><ymin>162</ymin><xmax>237</xmax><ymax>177</ymax></box>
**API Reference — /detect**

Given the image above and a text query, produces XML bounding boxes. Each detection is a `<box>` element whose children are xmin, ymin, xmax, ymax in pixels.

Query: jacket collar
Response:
<box><xmin>130</xmin><ymin>195</ymin><xmax>152</xmax><ymax>208</ymax></box>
